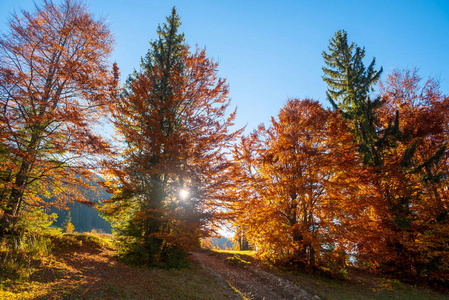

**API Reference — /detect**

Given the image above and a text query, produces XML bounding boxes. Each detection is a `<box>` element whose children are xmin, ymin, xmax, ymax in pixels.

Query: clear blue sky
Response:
<box><xmin>1</xmin><ymin>0</ymin><xmax>448</xmax><ymax>133</ymax></box>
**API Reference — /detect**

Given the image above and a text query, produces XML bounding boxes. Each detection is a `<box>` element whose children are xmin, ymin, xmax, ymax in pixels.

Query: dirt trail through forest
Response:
<box><xmin>191</xmin><ymin>251</ymin><xmax>319</xmax><ymax>300</ymax></box>
<box><xmin>4</xmin><ymin>236</ymin><xmax>320</xmax><ymax>299</ymax></box>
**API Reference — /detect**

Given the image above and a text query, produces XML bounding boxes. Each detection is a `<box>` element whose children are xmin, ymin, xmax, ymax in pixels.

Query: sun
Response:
<box><xmin>179</xmin><ymin>189</ymin><xmax>189</xmax><ymax>200</ymax></box>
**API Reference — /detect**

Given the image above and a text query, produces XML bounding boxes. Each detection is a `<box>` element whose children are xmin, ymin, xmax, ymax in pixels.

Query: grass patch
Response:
<box><xmin>281</xmin><ymin>267</ymin><xmax>449</xmax><ymax>300</ymax></box>
<box><xmin>3</xmin><ymin>232</ymin><xmax>447</xmax><ymax>300</ymax></box>
<box><xmin>226</xmin><ymin>280</ymin><xmax>250</xmax><ymax>300</ymax></box>
<box><xmin>225</xmin><ymin>254</ymin><xmax>251</xmax><ymax>267</ymax></box>
<box><xmin>208</xmin><ymin>249</ymin><xmax>449</xmax><ymax>299</ymax></box>
<box><xmin>212</xmin><ymin>249</ymin><xmax>256</xmax><ymax>257</ymax></box>
<box><xmin>0</xmin><ymin>253</ymin><xmax>232</xmax><ymax>299</ymax></box>
<box><xmin>50</xmin><ymin>232</ymin><xmax>114</xmax><ymax>253</ymax></box>
<box><xmin>0</xmin><ymin>231</ymin><xmax>54</xmax><ymax>281</ymax></box>
<box><xmin>1</xmin><ymin>233</ymin><xmax>231</xmax><ymax>299</ymax></box>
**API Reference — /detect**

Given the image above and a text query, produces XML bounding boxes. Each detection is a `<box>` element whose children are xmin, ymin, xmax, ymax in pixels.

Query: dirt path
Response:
<box><xmin>191</xmin><ymin>251</ymin><xmax>319</xmax><ymax>300</ymax></box>
<box><xmin>3</xmin><ymin>234</ymin><xmax>319</xmax><ymax>299</ymax></box>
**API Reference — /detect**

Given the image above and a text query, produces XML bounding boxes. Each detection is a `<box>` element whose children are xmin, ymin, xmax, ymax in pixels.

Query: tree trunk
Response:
<box><xmin>0</xmin><ymin>166</ymin><xmax>29</xmax><ymax>237</ymax></box>
<box><xmin>142</xmin><ymin>174</ymin><xmax>166</xmax><ymax>258</ymax></box>
<box><xmin>0</xmin><ymin>130</ymin><xmax>41</xmax><ymax>238</ymax></box>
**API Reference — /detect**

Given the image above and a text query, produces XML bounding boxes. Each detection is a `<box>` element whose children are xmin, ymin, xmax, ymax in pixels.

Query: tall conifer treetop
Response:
<box><xmin>322</xmin><ymin>30</ymin><xmax>384</xmax><ymax>166</ymax></box>
<box><xmin>322</xmin><ymin>30</ymin><xmax>383</xmax><ymax>113</ymax></box>
<box><xmin>142</xmin><ymin>7</ymin><xmax>185</xmax><ymax>75</ymax></box>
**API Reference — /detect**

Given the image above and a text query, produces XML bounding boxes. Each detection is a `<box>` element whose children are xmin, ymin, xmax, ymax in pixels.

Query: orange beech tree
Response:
<box><xmin>229</xmin><ymin>99</ymin><xmax>369</xmax><ymax>270</ymax></box>
<box><xmin>101</xmin><ymin>8</ymin><xmax>240</xmax><ymax>266</ymax></box>
<box><xmin>323</xmin><ymin>30</ymin><xmax>449</xmax><ymax>283</ymax></box>
<box><xmin>0</xmin><ymin>0</ymin><xmax>114</xmax><ymax>237</ymax></box>
<box><xmin>375</xmin><ymin>69</ymin><xmax>449</xmax><ymax>282</ymax></box>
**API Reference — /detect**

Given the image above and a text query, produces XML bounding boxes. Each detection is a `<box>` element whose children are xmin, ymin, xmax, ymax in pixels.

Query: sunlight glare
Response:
<box><xmin>179</xmin><ymin>188</ymin><xmax>189</xmax><ymax>200</ymax></box>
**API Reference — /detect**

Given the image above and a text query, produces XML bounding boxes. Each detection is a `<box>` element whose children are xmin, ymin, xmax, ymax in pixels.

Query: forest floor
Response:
<box><xmin>192</xmin><ymin>250</ymin><xmax>449</xmax><ymax>300</ymax></box>
<box><xmin>1</xmin><ymin>233</ymin><xmax>448</xmax><ymax>299</ymax></box>
<box><xmin>0</xmin><ymin>234</ymin><xmax>230</xmax><ymax>299</ymax></box>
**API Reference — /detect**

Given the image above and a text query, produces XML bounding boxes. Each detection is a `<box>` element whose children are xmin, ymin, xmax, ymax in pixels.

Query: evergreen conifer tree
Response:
<box><xmin>121</xmin><ymin>7</ymin><xmax>186</xmax><ymax>261</ymax></box>
<box><xmin>322</xmin><ymin>31</ymin><xmax>449</xmax><ymax>279</ymax></box>
<box><xmin>61</xmin><ymin>212</ymin><xmax>72</xmax><ymax>233</ymax></box>
<box><xmin>322</xmin><ymin>30</ymin><xmax>385</xmax><ymax>166</ymax></box>
<box><xmin>103</xmin><ymin>7</ymin><xmax>240</xmax><ymax>266</ymax></box>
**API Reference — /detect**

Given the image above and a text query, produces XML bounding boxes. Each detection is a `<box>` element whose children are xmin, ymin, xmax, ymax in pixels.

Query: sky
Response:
<box><xmin>0</xmin><ymin>0</ymin><xmax>448</xmax><ymax>134</ymax></box>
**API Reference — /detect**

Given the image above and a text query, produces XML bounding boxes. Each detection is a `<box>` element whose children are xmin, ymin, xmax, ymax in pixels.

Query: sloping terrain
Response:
<box><xmin>0</xmin><ymin>234</ymin><xmax>230</xmax><ymax>299</ymax></box>
<box><xmin>191</xmin><ymin>250</ymin><xmax>317</xmax><ymax>300</ymax></box>
<box><xmin>1</xmin><ymin>234</ymin><xmax>448</xmax><ymax>300</ymax></box>
<box><xmin>192</xmin><ymin>250</ymin><xmax>449</xmax><ymax>300</ymax></box>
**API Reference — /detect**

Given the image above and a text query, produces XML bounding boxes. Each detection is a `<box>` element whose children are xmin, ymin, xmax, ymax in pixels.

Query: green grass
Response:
<box><xmin>225</xmin><ymin>254</ymin><xmax>251</xmax><ymax>266</ymax></box>
<box><xmin>0</xmin><ymin>231</ymin><xmax>54</xmax><ymax>281</ymax></box>
<box><xmin>226</xmin><ymin>280</ymin><xmax>250</xmax><ymax>300</ymax></box>
<box><xmin>50</xmin><ymin>232</ymin><xmax>115</xmax><ymax>251</ymax></box>
<box><xmin>208</xmin><ymin>249</ymin><xmax>449</xmax><ymax>300</ymax></box>
<box><xmin>109</xmin><ymin>262</ymin><xmax>231</xmax><ymax>300</ymax></box>
<box><xmin>265</xmin><ymin>262</ymin><xmax>449</xmax><ymax>300</ymax></box>
<box><xmin>291</xmin><ymin>271</ymin><xmax>449</xmax><ymax>300</ymax></box>
<box><xmin>211</xmin><ymin>249</ymin><xmax>256</xmax><ymax>257</ymax></box>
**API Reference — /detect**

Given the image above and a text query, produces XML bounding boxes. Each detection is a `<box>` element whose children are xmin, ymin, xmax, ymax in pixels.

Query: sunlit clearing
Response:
<box><xmin>179</xmin><ymin>189</ymin><xmax>189</xmax><ymax>200</ymax></box>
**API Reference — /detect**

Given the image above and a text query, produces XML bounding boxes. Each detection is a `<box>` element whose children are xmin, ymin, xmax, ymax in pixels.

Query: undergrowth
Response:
<box><xmin>0</xmin><ymin>231</ymin><xmax>52</xmax><ymax>280</ymax></box>
<box><xmin>113</xmin><ymin>235</ymin><xmax>190</xmax><ymax>269</ymax></box>
<box><xmin>0</xmin><ymin>206</ymin><xmax>113</xmax><ymax>283</ymax></box>
<box><xmin>0</xmin><ymin>207</ymin><xmax>59</xmax><ymax>281</ymax></box>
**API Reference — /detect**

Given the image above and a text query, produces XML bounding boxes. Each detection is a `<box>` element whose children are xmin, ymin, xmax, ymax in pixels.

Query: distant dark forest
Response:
<box><xmin>50</xmin><ymin>179</ymin><xmax>112</xmax><ymax>233</ymax></box>
<box><xmin>52</xmin><ymin>202</ymin><xmax>112</xmax><ymax>234</ymax></box>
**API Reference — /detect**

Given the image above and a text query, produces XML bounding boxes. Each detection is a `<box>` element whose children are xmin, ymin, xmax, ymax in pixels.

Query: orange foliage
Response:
<box><xmin>364</xmin><ymin>69</ymin><xmax>449</xmax><ymax>280</ymax></box>
<box><xmin>346</xmin><ymin>70</ymin><xmax>449</xmax><ymax>280</ymax></box>
<box><xmin>101</xmin><ymin>9</ymin><xmax>241</xmax><ymax>258</ymax></box>
<box><xmin>229</xmin><ymin>99</ymin><xmax>370</xmax><ymax>269</ymax></box>
<box><xmin>229</xmin><ymin>71</ymin><xmax>449</xmax><ymax>284</ymax></box>
<box><xmin>0</xmin><ymin>0</ymin><xmax>114</xmax><ymax>236</ymax></box>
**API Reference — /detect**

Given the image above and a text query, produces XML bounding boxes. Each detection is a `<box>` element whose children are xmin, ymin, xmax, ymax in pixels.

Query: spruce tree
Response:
<box><xmin>61</xmin><ymin>212</ymin><xmax>72</xmax><ymax>233</ymax></box>
<box><xmin>122</xmin><ymin>7</ymin><xmax>186</xmax><ymax>262</ymax></box>
<box><xmin>322</xmin><ymin>30</ymin><xmax>385</xmax><ymax>166</ymax></box>
<box><xmin>103</xmin><ymin>7</ymin><xmax>240</xmax><ymax>266</ymax></box>
<box><xmin>322</xmin><ymin>31</ymin><xmax>449</xmax><ymax>278</ymax></box>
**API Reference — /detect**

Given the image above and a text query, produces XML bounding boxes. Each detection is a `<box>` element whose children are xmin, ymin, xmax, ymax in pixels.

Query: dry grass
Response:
<box><xmin>0</xmin><ymin>233</ymin><xmax>231</xmax><ymax>300</ymax></box>
<box><xmin>211</xmin><ymin>249</ymin><xmax>256</xmax><ymax>257</ymax></box>
<box><xmin>214</xmin><ymin>249</ymin><xmax>449</xmax><ymax>300</ymax></box>
<box><xmin>2</xmin><ymin>236</ymin><xmax>448</xmax><ymax>300</ymax></box>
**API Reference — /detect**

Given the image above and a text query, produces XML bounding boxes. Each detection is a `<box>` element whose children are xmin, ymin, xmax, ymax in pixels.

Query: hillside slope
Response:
<box><xmin>1</xmin><ymin>234</ymin><xmax>448</xmax><ymax>299</ymax></box>
<box><xmin>192</xmin><ymin>251</ymin><xmax>315</xmax><ymax>299</ymax></box>
<box><xmin>0</xmin><ymin>234</ymin><xmax>230</xmax><ymax>299</ymax></box>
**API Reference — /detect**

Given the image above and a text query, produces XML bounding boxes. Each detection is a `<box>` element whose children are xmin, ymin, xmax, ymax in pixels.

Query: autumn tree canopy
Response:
<box><xmin>229</xmin><ymin>30</ymin><xmax>449</xmax><ymax>286</ymax></box>
<box><xmin>101</xmin><ymin>8</ymin><xmax>241</xmax><ymax>266</ymax></box>
<box><xmin>0</xmin><ymin>0</ymin><xmax>114</xmax><ymax>237</ymax></box>
<box><xmin>229</xmin><ymin>99</ymin><xmax>370</xmax><ymax>270</ymax></box>
<box><xmin>321</xmin><ymin>31</ymin><xmax>449</xmax><ymax>282</ymax></box>
<box><xmin>230</xmin><ymin>100</ymin><xmax>334</xmax><ymax>267</ymax></box>
<box><xmin>0</xmin><ymin>0</ymin><xmax>447</xmax><ymax>287</ymax></box>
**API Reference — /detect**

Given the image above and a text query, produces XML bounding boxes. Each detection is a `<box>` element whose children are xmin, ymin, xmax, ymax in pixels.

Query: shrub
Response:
<box><xmin>0</xmin><ymin>206</ymin><xmax>58</xmax><ymax>280</ymax></box>
<box><xmin>66</xmin><ymin>222</ymin><xmax>75</xmax><ymax>234</ymax></box>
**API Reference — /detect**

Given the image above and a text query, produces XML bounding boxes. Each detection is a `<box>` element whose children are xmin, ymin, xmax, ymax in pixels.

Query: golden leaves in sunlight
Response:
<box><xmin>0</xmin><ymin>0</ymin><xmax>115</xmax><ymax>235</ymax></box>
